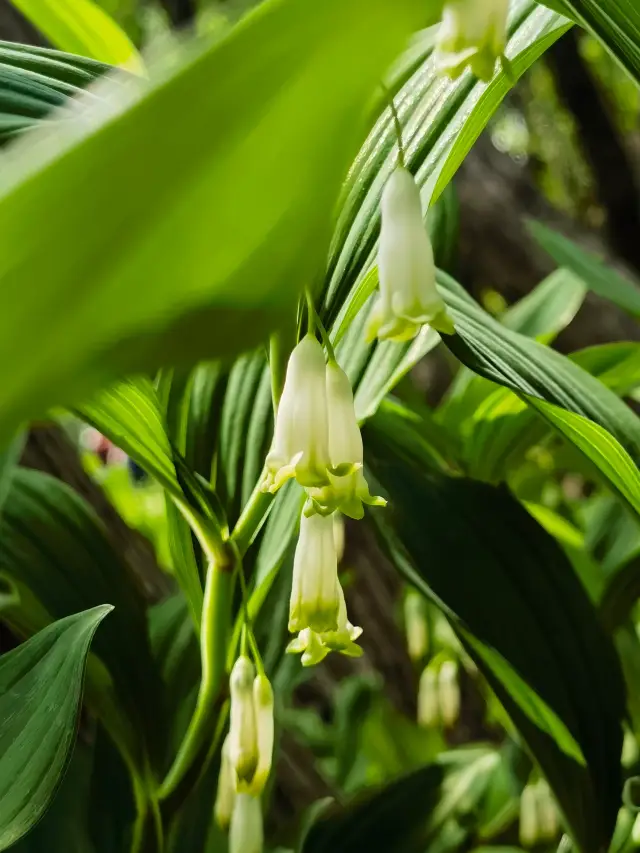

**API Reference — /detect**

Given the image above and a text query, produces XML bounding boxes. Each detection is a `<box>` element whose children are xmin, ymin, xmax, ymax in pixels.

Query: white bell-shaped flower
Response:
<box><xmin>230</xmin><ymin>793</ymin><xmax>263</xmax><ymax>853</ymax></box>
<box><xmin>263</xmin><ymin>334</ymin><xmax>331</xmax><ymax>492</ymax></box>
<box><xmin>289</xmin><ymin>511</ymin><xmax>340</xmax><ymax>634</ymax></box>
<box><xmin>248</xmin><ymin>674</ymin><xmax>274</xmax><ymax>795</ymax></box>
<box><xmin>228</xmin><ymin>656</ymin><xmax>258</xmax><ymax>790</ymax></box>
<box><xmin>287</xmin><ymin>581</ymin><xmax>363</xmax><ymax>667</ymax></box>
<box><xmin>306</xmin><ymin>361</ymin><xmax>386</xmax><ymax>519</ymax></box>
<box><xmin>367</xmin><ymin>168</ymin><xmax>454</xmax><ymax>343</ymax></box>
<box><xmin>434</xmin><ymin>0</ymin><xmax>510</xmax><ymax>82</ymax></box>
<box><xmin>214</xmin><ymin>736</ymin><xmax>236</xmax><ymax>830</ymax></box>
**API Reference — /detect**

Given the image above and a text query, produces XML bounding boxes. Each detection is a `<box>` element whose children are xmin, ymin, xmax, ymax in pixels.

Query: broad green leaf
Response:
<box><xmin>543</xmin><ymin>0</ymin><xmax>640</xmax><ymax>83</ymax></box>
<box><xmin>438</xmin><ymin>272</ymin><xmax>640</xmax><ymax>513</ymax></box>
<box><xmin>0</xmin><ymin>468</ymin><xmax>164</xmax><ymax>769</ymax></box>
<box><xmin>0</xmin><ymin>606</ymin><xmax>111</xmax><ymax>851</ymax></box>
<box><xmin>364</xmin><ymin>402</ymin><xmax>626</xmax><ymax>853</ymax></box>
<box><xmin>8</xmin><ymin>0</ymin><xmax>142</xmax><ymax>72</ymax></box>
<box><xmin>302</xmin><ymin>764</ymin><xmax>446</xmax><ymax>853</ymax></box>
<box><xmin>529</xmin><ymin>221</ymin><xmax>640</xmax><ymax>319</ymax></box>
<box><xmin>0</xmin><ymin>0</ymin><xmax>423</xmax><ymax>446</ymax></box>
<box><xmin>572</xmin><ymin>343</ymin><xmax>640</xmax><ymax>397</ymax></box>
<box><xmin>528</xmin><ymin>398</ymin><xmax>640</xmax><ymax>518</ymax></box>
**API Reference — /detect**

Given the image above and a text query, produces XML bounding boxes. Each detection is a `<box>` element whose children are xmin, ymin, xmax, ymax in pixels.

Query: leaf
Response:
<box><xmin>0</xmin><ymin>0</ymin><xmax>424</xmax><ymax>447</ymax></box>
<box><xmin>501</xmin><ymin>268</ymin><xmax>586</xmax><ymax>341</ymax></box>
<box><xmin>301</xmin><ymin>764</ymin><xmax>446</xmax><ymax>853</ymax></box>
<box><xmin>0</xmin><ymin>605</ymin><xmax>111</xmax><ymax>851</ymax></box>
<box><xmin>0</xmin><ymin>467</ymin><xmax>164</xmax><ymax>769</ymax></box>
<box><xmin>438</xmin><ymin>271</ymin><xmax>640</xmax><ymax>516</ymax></box>
<box><xmin>528</xmin><ymin>221</ymin><xmax>640</xmax><ymax>319</ymax></box>
<box><xmin>528</xmin><ymin>398</ymin><xmax>640</xmax><ymax>518</ymax></box>
<box><xmin>0</xmin><ymin>41</ymin><xmax>109</xmax><ymax>144</ymax></box>
<box><xmin>364</xmin><ymin>403</ymin><xmax>626</xmax><ymax>853</ymax></box>
<box><xmin>8</xmin><ymin>0</ymin><xmax>142</xmax><ymax>72</ymax></box>
<box><xmin>542</xmin><ymin>0</ymin><xmax>640</xmax><ymax>83</ymax></box>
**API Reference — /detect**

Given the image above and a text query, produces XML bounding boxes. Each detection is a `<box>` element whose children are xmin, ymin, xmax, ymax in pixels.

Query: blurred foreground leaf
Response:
<box><xmin>0</xmin><ymin>0</ymin><xmax>423</xmax><ymax>446</ymax></box>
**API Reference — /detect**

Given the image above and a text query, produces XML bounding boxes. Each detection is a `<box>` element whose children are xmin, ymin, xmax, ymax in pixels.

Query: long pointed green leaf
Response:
<box><xmin>8</xmin><ymin>0</ymin><xmax>142</xmax><ymax>72</ymax></box>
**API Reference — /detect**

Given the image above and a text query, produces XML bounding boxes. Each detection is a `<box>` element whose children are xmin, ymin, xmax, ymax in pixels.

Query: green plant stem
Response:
<box><xmin>231</xmin><ymin>480</ymin><xmax>275</xmax><ymax>555</ymax></box>
<box><xmin>269</xmin><ymin>332</ymin><xmax>286</xmax><ymax>417</ymax></box>
<box><xmin>380</xmin><ymin>82</ymin><xmax>404</xmax><ymax>167</ymax></box>
<box><xmin>158</xmin><ymin>549</ymin><xmax>234</xmax><ymax>801</ymax></box>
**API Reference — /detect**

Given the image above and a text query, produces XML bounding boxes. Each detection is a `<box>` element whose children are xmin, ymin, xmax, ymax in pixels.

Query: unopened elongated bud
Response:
<box><xmin>536</xmin><ymin>780</ymin><xmax>559</xmax><ymax>841</ymax></box>
<box><xmin>263</xmin><ymin>335</ymin><xmax>332</xmax><ymax>492</ymax></box>
<box><xmin>228</xmin><ymin>656</ymin><xmax>258</xmax><ymax>789</ymax></box>
<box><xmin>519</xmin><ymin>783</ymin><xmax>539</xmax><ymax>848</ymax></box>
<box><xmin>418</xmin><ymin>665</ymin><xmax>439</xmax><ymax>728</ymax></box>
<box><xmin>250</xmin><ymin>674</ymin><xmax>274</xmax><ymax>795</ymax></box>
<box><xmin>368</xmin><ymin>168</ymin><xmax>454</xmax><ymax>343</ymax></box>
<box><xmin>438</xmin><ymin>660</ymin><xmax>460</xmax><ymax>727</ymax></box>
<box><xmin>230</xmin><ymin>794</ymin><xmax>263</xmax><ymax>853</ymax></box>
<box><xmin>404</xmin><ymin>590</ymin><xmax>429</xmax><ymax>661</ymax></box>
<box><xmin>214</xmin><ymin>736</ymin><xmax>235</xmax><ymax>830</ymax></box>
<box><xmin>289</xmin><ymin>511</ymin><xmax>340</xmax><ymax>634</ymax></box>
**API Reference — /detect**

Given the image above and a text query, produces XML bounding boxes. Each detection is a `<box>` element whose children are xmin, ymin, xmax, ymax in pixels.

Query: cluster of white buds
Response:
<box><xmin>216</xmin><ymin>657</ymin><xmax>274</xmax><ymax>853</ymax></box>
<box><xmin>434</xmin><ymin>0</ymin><xmax>510</xmax><ymax>82</ymax></box>
<box><xmin>263</xmin><ymin>334</ymin><xmax>385</xmax><ymax>664</ymax></box>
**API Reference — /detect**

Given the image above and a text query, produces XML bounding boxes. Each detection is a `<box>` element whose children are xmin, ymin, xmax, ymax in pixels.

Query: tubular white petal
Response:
<box><xmin>264</xmin><ymin>335</ymin><xmax>331</xmax><ymax>492</ymax></box>
<box><xmin>289</xmin><ymin>511</ymin><xmax>339</xmax><ymax>633</ymax></box>
<box><xmin>214</xmin><ymin>736</ymin><xmax>236</xmax><ymax>831</ymax></box>
<box><xmin>249</xmin><ymin>674</ymin><xmax>274</xmax><ymax>795</ymax></box>
<box><xmin>230</xmin><ymin>794</ymin><xmax>263</xmax><ymax>853</ymax></box>
<box><xmin>228</xmin><ymin>656</ymin><xmax>258</xmax><ymax>789</ymax></box>
<box><xmin>370</xmin><ymin>168</ymin><xmax>454</xmax><ymax>342</ymax></box>
<box><xmin>435</xmin><ymin>0</ymin><xmax>510</xmax><ymax>82</ymax></box>
<box><xmin>326</xmin><ymin>361</ymin><xmax>363</xmax><ymax>468</ymax></box>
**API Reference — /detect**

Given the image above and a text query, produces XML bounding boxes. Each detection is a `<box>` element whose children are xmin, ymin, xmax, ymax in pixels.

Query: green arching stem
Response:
<box><xmin>305</xmin><ymin>288</ymin><xmax>316</xmax><ymax>336</ymax></box>
<box><xmin>231</xmin><ymin>481</ymin><xmax>275</xmax><ymax>556</ymax></box>
<box><xmin>380</xmin><ymin>82</ymin><xmax>405</xmax><ymax>168</ymax></box>
<box><xmin>306</xmin><ymin>293</ymin><xmax>336</xmax><ymax>363</ymax></box>
<box><xmin>158</xmin><ymin>549</ymin><xmax>234</xmax><ymax>801</ymax></box>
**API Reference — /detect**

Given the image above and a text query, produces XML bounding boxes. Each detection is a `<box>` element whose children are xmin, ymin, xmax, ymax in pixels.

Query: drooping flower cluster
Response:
<box><xmin>216</xmin><ymin>657</ymin><xmax>274</xmax><ymax>853</ymax></box>
<box><xmin>263</xmin><ymin>335</ymin><xmax>386</xmax><ymax>664</ymax></box>
<box><xmin>367</xmin><ymin>167</ymin><xmax>454</xmax><ymax>343</ymax></box>
<box><xmin>434</xmin><ymin>0</ymin><xmax>510</xmax><ymax>82</ymax></box>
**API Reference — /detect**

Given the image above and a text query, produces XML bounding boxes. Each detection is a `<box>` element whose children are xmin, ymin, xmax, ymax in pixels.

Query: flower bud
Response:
<box><xmin>437</xmin><ymin>660</ymin><xmax>460</xmax><ymax>727</ymax></box>
<box><xmin>228</xmin><ymin>656</ymin><xmax>258</xmax><ymax>789</ymax></box>
<box><xmin>263</xmin><ymin>335</ymin><xmax>331</xmax><ymax>492</ymax></box>
<box><xmin>519</xmin><ymin>783</ymin><xmax>539</xmax><ymax>848</ymax></box>
<box><xmin>404</xmin><ymin>590</ymin><xmax>429</xmax><ymax>662</ymax></box>
<box><xmin>214</xmin><ymin>736</ymin><xmax>235</xmax><ymax>830</ymax></box>
<box><xmin>536</xmin><ymin>780</ymin><xmax>559</xmax><ymax>842</ymax></box>
<box><xmin>305</xmin><ymin>362</ymin><xmax>386</xmax><ymax>520</ymax></box>
<box><xmin>249</xmin><ymin>674</ymin><xmax>274</xmax><ymax>795</ymax></box>
<box><xmin>289</xmin><ymin>512</ymin><xmax>340</xmax><ymax>634</ymax></box>
<box><xmin>229</xmin><ymin>794</ymin><xmax>263</xmax><ymax>853</ymax></box>
<box><xmin>435</xmin><ymin>0</ymin><xmax>509</xmax><ymax>82</ymax></box>
<box><xmin>418</xmin><ymin>664</ymin><xmax>439</xmax><ymax>728</ymax></box>
<box><xmin>368</xmin><ymin>168</ymin><xmax>454</xmax><ymax>343</ymax></box>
